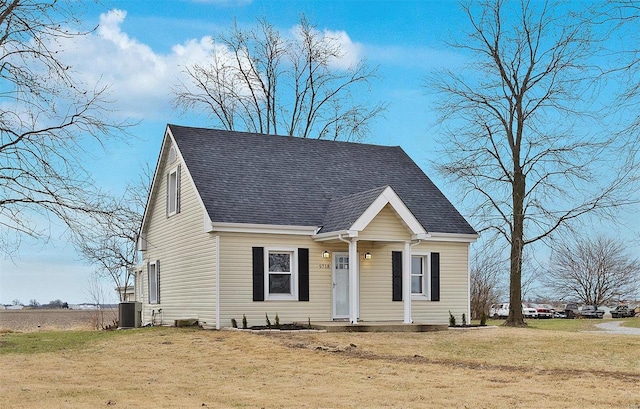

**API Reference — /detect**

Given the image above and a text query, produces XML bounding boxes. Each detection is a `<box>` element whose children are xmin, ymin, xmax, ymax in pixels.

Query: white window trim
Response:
<box><xmin>411</xmin><ymin>253</ymin><xmax>431</xmax><ymax>300</ymax></box>
<box><xmin>264</xmin><ymin>247</ymin><xmax>298</xmax><ymax>301</ymax></box>
<box><xmin>148</xmin><ymin>261</ymin><xmax>159</xmax><ymax>304</ymax></box>
<box><xmin>167</xmin><ymin>167</ymin><xmax>179</xmax><ymax>216</ymax></box>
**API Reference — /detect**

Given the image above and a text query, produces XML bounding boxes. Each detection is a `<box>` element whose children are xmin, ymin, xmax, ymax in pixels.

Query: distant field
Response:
<box><xmin>0</xmin><ymin>309</ymin><xmax>118</xmax><ymax>332</ymax></box>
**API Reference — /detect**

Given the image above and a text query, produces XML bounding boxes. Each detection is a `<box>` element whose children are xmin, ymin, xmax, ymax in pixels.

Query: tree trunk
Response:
<box><xmin>505</xmin><ymin>170</ymin><xmax>526</xmax><ymax>326</ymax></box>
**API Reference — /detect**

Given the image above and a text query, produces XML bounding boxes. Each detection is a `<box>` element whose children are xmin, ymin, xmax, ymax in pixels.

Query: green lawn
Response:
<box><xmin>0</xmin><ymin>329</ymin><xmax>127</xmax><ymax>355</ymax></box>
<box><xmin>621</xmin><ymin>317</ymin><xmax>640</xmax><ymax>328</ymax></box>
<box><xmin>482</xmin><ymin>318</ymin><xmax>605</xmax><ymax>332</ymax></box>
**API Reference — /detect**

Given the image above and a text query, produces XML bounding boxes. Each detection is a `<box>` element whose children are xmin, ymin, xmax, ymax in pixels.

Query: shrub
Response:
<box><xmin>462</xmin><ymin>313</ymin><xmax>467</xmax><ymax>327</ymax></box>
<box><xmin>242</xmin><ymin>314</ymin><xmax>248</xmax><ymax>329</ymax></box>
<box><xmin>449</xmin><ymin>311</ymin><xmax>456</xmax><ymax>327</ymax></box>
<box><xmin>274</xmin><ymin>313</ymin><xmax>280</xmax><ymax>329</ymax></box>
<box><xmin>480</xmin><ymin>312</ymin><xmax>487</xmax><ymax>326</ymax></box>
<box><xmin>265</xmin><ymin>313</ymin><xmax>271</xmax><ymax>328</ymax></box>
<box><xmin>231</xmin><ymin>318</ymin><xmax>238</xmax><ymax>328</ymax></box>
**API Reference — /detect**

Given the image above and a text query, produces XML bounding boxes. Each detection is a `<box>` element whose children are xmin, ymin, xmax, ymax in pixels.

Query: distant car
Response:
<box><xmin>532</xmin><ymin>304</ymin><xmax>553</xmax><ymax>319</ymax></box>
<box><xmin>610</xmin><ymin>305</ymin><xmax>636</xmax><ymax>318</ymax></box>
<box><xmin>554</xmin><ymin>310</ymin><xmax>567</xmax><ymax>319</ymax></box>
<box><xmin>522</xmin><ymin>304</ymin><xmax>538</xmax><ymax>319</ymax></box>
<box><xmin>580</xmin><ymin>305</ymin><xmax>604</xmax><ymax>319</ymax></box>
<box><xmin>489</xmin><ymin>303</ymin><xmax>509</xmax><ymax>319</ymax></box>
<box><xmin>564</xmin><ymin>303</ymin><xmax>581</xmax><ymax>319</ymax></box>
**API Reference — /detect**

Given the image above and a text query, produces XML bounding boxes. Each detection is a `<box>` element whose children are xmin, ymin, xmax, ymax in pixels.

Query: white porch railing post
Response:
<box><xmin>403</xmin><ymin>240</ymin><xmax>412</xmax><ymax>323</ymax></box>
<box><xmin>349</xmin><ymin>238</ymin><xmax>359</xmax><ymax>324</ymax></box>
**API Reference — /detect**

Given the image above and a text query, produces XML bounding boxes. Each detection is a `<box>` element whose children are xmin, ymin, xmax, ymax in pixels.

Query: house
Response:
<box><xmin>116</xmin><ymin>286</ymin><xmax>135</xmax><ymax>302</ymax></box>
<box><xmin>136</xmin><ymin>125</ymin><xmax>478</xmax><ymax>329</ymax></box>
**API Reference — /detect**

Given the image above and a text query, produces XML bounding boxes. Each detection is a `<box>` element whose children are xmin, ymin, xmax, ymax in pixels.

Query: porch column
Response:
<box><xmin>403</xmin><ymin>240</ymin><xmax>412</xmax><ymax>323</ymax></box>
<box><xmin>349</xmin><ymin>238</ymin><xmax>359</xmax><ymax>324</ymax></box>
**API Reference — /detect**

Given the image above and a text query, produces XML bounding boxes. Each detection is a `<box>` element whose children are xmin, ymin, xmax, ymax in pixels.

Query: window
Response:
<box><xmin>411</xmin><ymin>256</ymin><xmax>423</xmax><ymax>294</ymax></box>
<box><xmin>265</xmin><ymin>249</ymin><xmax>297</xmax><ymax>300</ymax></box>
<box><xmin>167</xmin><ymin>166</ymin><xmax>180</xmax><ymax>216</ymax></box>
<box><xmin>393</xmin><ymin>251</ymin><xmax>440</xmax><ymax>302</ymax></box>
<box><xmin>148</xmin><ymin>261</ymin><xmax>160</xmax><ymax>304</ymax></box>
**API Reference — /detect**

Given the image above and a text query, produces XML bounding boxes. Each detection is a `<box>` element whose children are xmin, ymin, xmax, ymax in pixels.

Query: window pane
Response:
<box><xmin>269</xmin><ymin>273</ymin><xmax>291</xmax><ymax>294</ymax></box>
<box><xmin>168</xmin><ymin>171</ymin><xmax>177</xmax><ymax>214</ymax></box>
<box><xmin>269</xmin><ymin>253</ymin><xmax>291</xmax><ymax>272</ymax></box>
<box><xmin>412</xmin><ymin>276</ymin><xmax>422</xmax><ymax>294</ymax></box>
<box><xmin>412</xmin><ymin>256</ymin><xmax>423</xmax><ymax>275</ymax></box>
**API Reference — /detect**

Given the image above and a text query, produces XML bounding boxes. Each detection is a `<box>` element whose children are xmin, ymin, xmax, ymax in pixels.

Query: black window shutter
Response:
<box><xmin>430</xmin><ymin>252</ymin><xmax>440</xmax><ymax>301</ymax></box>
<box><xmin>156</xmin><ymin>260</ymin><xmax>161</xmax><ymax>304</ymax></box>
<box><xmin>392</xmin><ymin>251</ymin><xmax>403</xmax><ymax>301</ymax></box>
<box><xmin>147</xmin><ymin>261</ymin><xmax>152</xmax><ymax>302</ymax></box>
<box><xmin>298</xmin><ymin>248</ymin><xmax>309</xmax><ymax>301</ymax></box>
<box><xmin>252</xmin><ymin>247</ymin><xmax>264</xmax><ymax>301</ymax></box>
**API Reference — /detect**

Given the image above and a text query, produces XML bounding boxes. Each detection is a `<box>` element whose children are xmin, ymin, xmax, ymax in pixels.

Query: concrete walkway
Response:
<box><xmin>593</xmin><ymin>320</ymin><xmax>640</xmax><ymax>335</ymax></box>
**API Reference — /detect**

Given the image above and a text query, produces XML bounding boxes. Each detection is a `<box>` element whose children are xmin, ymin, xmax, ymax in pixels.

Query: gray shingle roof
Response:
<box><xmin>168</xmin><ymin>124</ymin><xmax>476</xmax><ymax>236</ymax></box>
<box><xmin>319</xmin><ymin>185</ymin><xmax>389</xmax><ymax>233</ymax></box>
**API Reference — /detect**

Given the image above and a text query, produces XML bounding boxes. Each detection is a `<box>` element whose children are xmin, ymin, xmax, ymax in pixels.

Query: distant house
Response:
<box><xmin>6</xmin><ymin>304</ymin><xmax>23</xmax><ymax>310</ymax></box>
<box><xmin>136</xmin><ymin>125</ymin><xmax>478</xmax><ymax>329</ymax></box>
<box><xmin>116</xmin><ymin>286</ymin><xmax>135</xmax><ymax>302</ymax></box>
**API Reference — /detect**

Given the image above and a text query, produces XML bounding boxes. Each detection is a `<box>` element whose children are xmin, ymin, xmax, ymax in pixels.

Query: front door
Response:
<box><xmin>332</xmin><ymin>253</ymin><xmax>349</xmax><ymax>319</ymax></box>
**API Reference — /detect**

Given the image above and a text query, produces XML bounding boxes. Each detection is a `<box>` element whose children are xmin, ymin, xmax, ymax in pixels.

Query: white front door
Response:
<box><xmin>332</xmin><ymin>253</ymin><xmax>349</xmax><ymax>319</ymax></box>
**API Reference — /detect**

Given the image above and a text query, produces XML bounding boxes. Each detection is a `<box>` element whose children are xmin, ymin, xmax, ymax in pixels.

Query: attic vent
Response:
<box><xmin>168</xmin><ymin>146</ymin><xmax>177</xmax><ymax>163</ymax></box>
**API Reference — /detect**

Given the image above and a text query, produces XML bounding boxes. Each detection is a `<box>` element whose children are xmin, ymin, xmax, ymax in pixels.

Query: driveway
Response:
<box><xmin>594</xmin><ymin>320</ymin><xmax>640</xmax><ymax>335</ymax></box>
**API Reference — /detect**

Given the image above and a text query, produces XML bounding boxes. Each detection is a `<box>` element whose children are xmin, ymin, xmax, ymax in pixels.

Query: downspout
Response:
<box><xmin>215</xmin><ymin>234</ymin><xmax>220</xmax><ymax>330</ymax></box>
<box><xmin>403</xmin><ymin>240</ymin><xmax>422</xmax><ymax>324</ymax></box>
<box><xmin>467</xmin><ymin>242</ymin><xmax>471</xmax><ymax>324</ymax></box>
<box><xmin>338</xmin><ymin>234</ymin><xmax>359</xmax><ymax>324</ymax></box>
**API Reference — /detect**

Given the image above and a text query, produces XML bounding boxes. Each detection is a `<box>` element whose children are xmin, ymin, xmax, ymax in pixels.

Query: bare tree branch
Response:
<box><xmin>0</xmin><ymin>0</ymin><xmax>130</xmax><ymax>255</ymax></box>
<box><xmin>173</xmin><ymin>15</ymin><xmax>386</xmax><ymax>141</ymax></box>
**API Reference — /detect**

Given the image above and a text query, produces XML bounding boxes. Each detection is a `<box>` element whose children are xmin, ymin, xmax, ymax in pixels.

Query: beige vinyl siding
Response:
<box><xmin>410</xmin><ymin>241</ymin><xmax>469</xmax><ymax>324</ymax></box>
<box><xmin>141</xmin><ymin>141</ymin><xmax>217</xmax><ymax>328</ymax></box>
<box><xmin>218</xmin><ymin>232</ymin><xmax>336</xmax><ymax>327</ymax></box>
<box><xmin>359</xmin><ymin>241</ymin><xmax>469</xmax><ymax>324</ymax></box>
<box><xmin>358</xmin><ymin>204</ymin><xmax>411</xmax><ymax>241</ymax></box>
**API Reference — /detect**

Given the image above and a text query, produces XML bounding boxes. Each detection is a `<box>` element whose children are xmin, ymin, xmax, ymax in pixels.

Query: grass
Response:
<box><xmin>622</xmin><ymin>317</ymin><xmax>640</xmax><ymax>328</ymax></box>
<box><xmin>0</xmin><ymin>329</ymin><xmax>127</xmax><ymax>355</ymax></box>
<box><xmin>1</xmin><ymin>325</ymin><xmax>639</xmax><ymax>408</ymax></box>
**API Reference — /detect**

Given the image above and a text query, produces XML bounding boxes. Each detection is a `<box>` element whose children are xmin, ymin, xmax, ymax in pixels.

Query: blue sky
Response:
<box><xmin>0</xmin><ymin>0</ymin><xmax>638</xmax><ymax>305</ymax></box>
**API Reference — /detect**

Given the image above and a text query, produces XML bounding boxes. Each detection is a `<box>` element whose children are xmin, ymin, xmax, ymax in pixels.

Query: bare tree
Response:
<box><xmin>0</xmin><ymin>0</ymin><xmax>127</xmax><ymax>255</ymax></box>
<box><xmin>427</xmin><ymin>0</ymin><xmax>639</xmax><ymax>326</ymax></box>
<box><xmin>173</xmin><ymin>16</ymin><xmax>385</xmax><ymax>141</ymax></box>
<box><xmin>546</xmin><ymin>236</ymin><xmax>640</xmax><ymax>306</ymax></box>
<box><xmin>470</xmin><ymin>245</ymin><xmax>503</xmax><ymax>319</ymax></box>
<box><xmin>70</xmin><ymin>170</ymin><xmax>150</xmax><ymax>302</ymax></box>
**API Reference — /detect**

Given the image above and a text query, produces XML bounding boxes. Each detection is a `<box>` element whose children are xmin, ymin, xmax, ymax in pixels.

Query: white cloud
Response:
<box><xmin>47</xmin><ymin>10</ymin><xmax>370</xmax><ymax>121</ymax></box>
<box><xmin>54</xmin><ymin>9</ymin><xmax>217</xmax><ymax>120</ymax></box>
<box><xmin>322</xmin><ymin>29</ymin><xmax>364</xmax><ymax>70</ymax></box>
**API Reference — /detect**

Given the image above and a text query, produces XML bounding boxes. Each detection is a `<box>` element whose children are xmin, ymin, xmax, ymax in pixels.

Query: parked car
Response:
<box><xmin>610</xmin><ymin>305</ymin><xmax>636</xmax><ymax>318</ymax></box>
<box><xmin>489</xmin><ymin>303</ymin><xmax>509</xmax><ymax>319</ymax></box>
<box><xmin>580</xmin><ymin>305</ymin><xmax>604</xmax><ymax>319</ymax></box>
<box><xmin>564</xmin><ymin>303</ymin><xmax>580</xmax><ymax>319</ymax></box>
<box><xmin>532</xmin><ymin>304</ymin><xmax>553</xmax><ymax>319</ymax></box>
<box><xmin>522</xmin><ymin>304</ymin><xmax>538</xmax><ymax>319</ymax></box>
<box><xmin>554</xmin><ymin>310</ymin><xmax>567</xmax><ymax>319</ymax></box>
